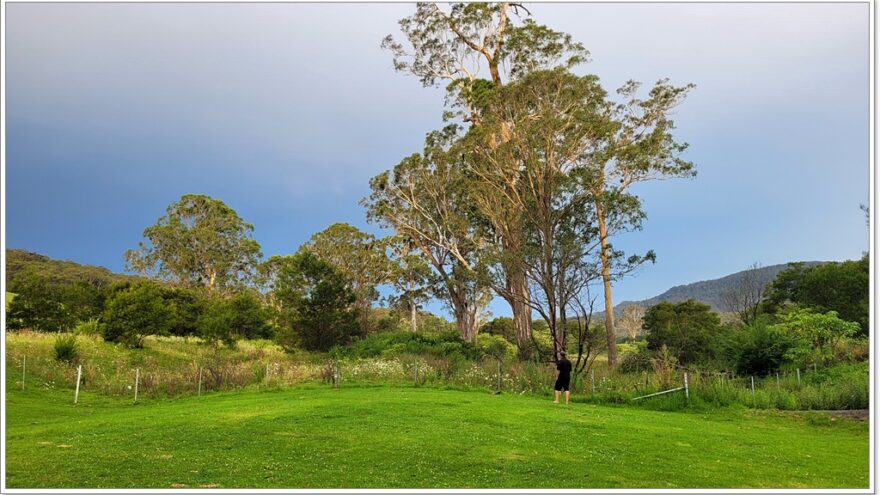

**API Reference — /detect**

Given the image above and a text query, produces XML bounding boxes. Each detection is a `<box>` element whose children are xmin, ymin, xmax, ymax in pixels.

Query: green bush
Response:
<box><xmin>339</xmin><ymin>331</ymin><xmax>482</xmax><ymax>360</ymax></box>
<box><xmin>770</xmin><ymin>308</ymin><xmax>860</xmax><ymax>368</ymax></box>
<box><xmin>476</xmin><ymin>333</ymin><xmax>518</xmax><ymax>362</ymax></box>
<box><xmin>53</xmin><ymin>334</ymin><xmax>78</xmax><ymax>363</ymax></box>
<box><xmin>618</xmin><ymin>342</ymin><xmax>653</xmax><ymax>373</ymax></box>
<box><xmin>644</xmin><ymin>299</ymin><xmax>721</xmax><ymax>365</ymax></box>
<box><xmin>481</xmin><ymin>317</ymin><xmax>516</xmax><ymax>344</ymax></box>
<box><xmin>102</xmin><ymin>283</ymin><xmax>173</xmax><ymax>348</ymax></box>
<box><xmin>717</xmin><ymin>319</ymin><xmax>792</xmax><ymax>375</ymax></box>
<box><xmin>163</xmin><ymin>287</ymin><xmax>206</xmax><ymax>337</ymax></box>
<box><xmin>6</xmin><ymin>276</ymin><xmax>74</xmax><ymax>332</ymax></box>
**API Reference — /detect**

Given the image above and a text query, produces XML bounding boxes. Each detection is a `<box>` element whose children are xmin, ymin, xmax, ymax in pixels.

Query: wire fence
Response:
<box><xmin>6</xmin><ymin>344</ymin><xmax>868</xmax><ymax>412</ymax></box>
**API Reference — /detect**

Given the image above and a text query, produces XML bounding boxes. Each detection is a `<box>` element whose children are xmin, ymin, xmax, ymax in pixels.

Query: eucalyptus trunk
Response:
<box><xmin>596</xmin><ymin>203</ymin><xmax>618</xmax><ymax>366</ymax></box>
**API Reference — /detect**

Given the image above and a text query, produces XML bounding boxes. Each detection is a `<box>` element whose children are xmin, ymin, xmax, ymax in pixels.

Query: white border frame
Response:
<box><xmin>0</xmin><ymin>0</ymin><xmax>874</xmax><ymax>494</ymax></box>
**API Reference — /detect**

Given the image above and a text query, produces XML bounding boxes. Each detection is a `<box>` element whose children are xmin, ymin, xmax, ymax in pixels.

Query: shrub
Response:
<box><xmin>102</xmin><ymin>283</ymin><xmax>173</xmax><ymax>348</ymax></box>
<box><xmin>227</xmin><ymin>292</ymin><xmax>273</xmax><ymax>339</ymax></box>
<box><xmin>480</xmin><ymin>317</ymin><xmax>516</xmax><ymax>344</ymax></box>
<box><xmin>717</xmin><ymin>319</ymin><xmax>792</xmax><ymax>375</ymax></box>
<box><xmin>476</xmin><ymin>333</ymin><xmax>518</xmax><ymax>362</ymax></box>
<box><xmin>163</xmin><ymin>287</ymin><xmax>206</xmax><ymax>337</ymax></box>
<box><xmin>6</xmin><ymin>276</ymin><xmax>74</xmax><ymax>332</ymax></box>
<box><xmin>74</xmin><ymin>318</ymin><xmax>101</xmax><ymax>336</ymax></box>
<box><xmin>651</xmin><ymin>344</ymin><xmax>677</xmax><ymax>389</ymax></box>
<box><xmin>770</xmin><ymin>308</ymin><xmax>860</xmax><ymax>368</ymax></box>
<box><xmin>53</xmin><ymin>334</ymin><xmax>78</xmax><ymax>363</ymax></box>
<box><xmin>618</xmin><ymin>342</ymin><xmax>653</xmax><ymax>373</ymax></box>
<box><xmin>339</xmin><ymin>331</ymin><xmax>482</xmax><ymax>360</ymax></box>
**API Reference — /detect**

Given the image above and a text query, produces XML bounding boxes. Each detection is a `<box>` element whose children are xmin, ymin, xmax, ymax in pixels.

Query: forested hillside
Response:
<box><xmin>6</xmin><ymin>249</ymin><xmax>139</xmax><ymax>290</ymax></box>
<box><xmin>613</xmin><ymin>262</ymin><xmax>827</xmax><ymax>314</ymax></box>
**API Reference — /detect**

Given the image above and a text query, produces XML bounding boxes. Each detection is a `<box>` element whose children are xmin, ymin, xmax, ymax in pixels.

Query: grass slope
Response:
<box><xmin>5</xmin><ymin>385</ymin><xmax>868</xmax><ymax>489</ymax></box>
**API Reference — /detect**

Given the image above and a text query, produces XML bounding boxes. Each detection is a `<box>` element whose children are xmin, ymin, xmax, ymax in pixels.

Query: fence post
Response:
<box><xmin>496</xmin><ymin>361</ymin><xmax>502</xmax><ymax>393</ymax></box>
<box><xmin>776</xmin><ymin>372</ymin><xmax>780</xmax><ymax>391</ymax></box>
<box><xmin>74</xmin><ymin>365</ymin><xmax>82</xmax><ymax>404</ymax></box>
<box><xmin>684</xmin><ymin>371</ymin><xmax>689</xmax><ymax>404</ymax></box>
<box><xmin>796</xmin><ymin>368</ymin><xmax>801</xmax><ymax>387</ymax></box>
<box><xmin>750</xmin><ymin>376</ymin><xmax>756</xmax><ymax>404</ymax></box>
<box><xmin>591</xmin><ymin>370</ymin><xmax>595</xmax><ymax>394</ymax></box>
<box><xmin>134</xmin><ymin>368</ymin><xmax>139</xmax><ymax>403</ymax></box>
<box><xmin>198</xmin><ymin>367</ymin><xmax>203</xmax><ymax>397</ymax></box>
<box><xmin>265</xmin><ymin>363</ymin><xmax>270</xmax><ymax>386</ymax></box>
<box><xmin>22</xmin><ymin>355</ymin><xmax>26</xmax><ymax>391</ymax></box>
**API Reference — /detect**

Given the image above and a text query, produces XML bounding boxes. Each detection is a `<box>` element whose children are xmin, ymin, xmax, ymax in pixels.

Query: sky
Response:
<box><xmin>5</xmin><ymin>2</ymin><xmax>870</xmax><ymax>319</ymax></box>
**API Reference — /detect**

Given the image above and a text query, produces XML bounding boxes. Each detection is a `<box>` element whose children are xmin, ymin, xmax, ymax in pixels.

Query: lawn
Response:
<box><xmin>5</xmin><ymin>385</ymin><xmax>869</xmax><ymax>489</ymax></box>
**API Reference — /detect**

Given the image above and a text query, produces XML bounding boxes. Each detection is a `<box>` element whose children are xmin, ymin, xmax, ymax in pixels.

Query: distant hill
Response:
<box><xmin>608</xmin><ymin>261</ymin><xmax>828</xmax><ymax>321</ymax></box>
<box><xmin>5</xmin><ymin>249</ymin><xmax>140</xmax><ymax>288</ymax></box>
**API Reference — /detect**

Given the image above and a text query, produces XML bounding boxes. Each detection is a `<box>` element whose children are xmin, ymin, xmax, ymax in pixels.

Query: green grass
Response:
<box><xmin>5</xmin><ymin>385</ymin><xmax>868</xmax><ymax>488</ymax></box>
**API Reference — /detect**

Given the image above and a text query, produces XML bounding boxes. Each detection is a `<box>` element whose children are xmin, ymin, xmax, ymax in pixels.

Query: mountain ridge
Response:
<box><xmin>609</xmin><ymin>261</ymin><xmax>829</xmax><ymax>316</ymax></box>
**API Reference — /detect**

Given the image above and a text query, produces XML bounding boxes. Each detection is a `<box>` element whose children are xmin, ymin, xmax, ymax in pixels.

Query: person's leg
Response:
<box><xmin>565</xmin><ymin>390</ymin><xmax>570</xmax><ymax>404</ymax></box>
<box><xmin>554</xmin><ymin>390</ymin><xmax>560</xmax><ymax>403</ymax></box>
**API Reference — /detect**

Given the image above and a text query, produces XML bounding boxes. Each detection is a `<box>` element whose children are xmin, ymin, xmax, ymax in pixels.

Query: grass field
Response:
<box><xmin>5</xmin><ymin>385</ymin><xmax>869</xmax><ymax>489</ymax></box>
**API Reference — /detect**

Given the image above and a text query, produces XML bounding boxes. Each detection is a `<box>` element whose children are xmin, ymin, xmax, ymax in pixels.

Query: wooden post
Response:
<box><xmin>22</xmin><ymin>355</ymin><xmax>26</xmax><ymax>391</ymax></box>
<box><xmin>134</xmin><ymin>368</ymin><xmax>139</xmax><ymax>403</ymax></box>
<box><xmin>796</xmin><ymin>368</ymin><xmax>801</xmax><ymax>387</ymax></box>
<box><xmin>413</xmin><ymin>362</ymin><xmax>418</xmax><ymax>386</ymax></box>
<box><xmin>198</xmin><ymin>367</ymin><xmax>203</xmax><ymax>397</ymax></box>
<box><xmin>496</xmin><ymin>361</ymin><xmax>502</xmax><ymax>393</ymax></box>
<box><xmin>750</xmin><ymin>376</ymin><xmax>756</xmax><ymax>404</ymax></box>
<box><xmin>591</xmin><ymin>370</ymin><xmax>595</xmax><ymax>394</ymax></box>
<box><xmin>74</xmin><ymin>365</ymin><xmax>82</xmax><ymax>404</ymax></box>
<box><xmin>813</xmin><ymin>363</ymin><xmax>817</xmax><ymax>373</ymax></box>
<box><xmin>684</xmin><ymin>371</ymin><xmax>689</xmax><ymax>404</ymax></box>
<box><xmin>265</xmin><ymin>363</ymin><xmax>270</xmax><ymax>386</ymax></box>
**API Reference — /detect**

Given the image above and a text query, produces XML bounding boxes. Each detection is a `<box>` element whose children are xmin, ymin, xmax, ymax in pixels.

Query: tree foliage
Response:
<box><xmin>769</xmin><ymin>308</ymin><xmax>859</xmax><ymax>368</ymax></box>
<box><xmin>384</xmin><ymin>235</ymin><xmax>434</xmax><ymax>332</ymax></box>
<box><xmin>300</xmin><ymin>223</ymin><xmax>389</xmax><ymax>335</ymax></box>
<box><xmin>363</xmin><ymin>127</ymin><xmax>491</xmax><ymax>341</ymax></box>
<box><xmin>198</xmin><ymin>291</ymin><xmax>272</xmax><ymax>347</ymax></box>
<box><xmin>6</xmin><ymin>276</ymin><xmax>75</xmax><ymax>332</ymax></box>
<box><xmin>101</xmin><ymin>283</ymin><xmax>174</xmax><ymax>348</ymax></box>
<box><xmin>125</xmin><ymin>194</ymin><xmax>262</xmax><ymax>292</ymax></box>
<box><xmin>272</xmin><ymin>252</ymin><xmax>361</xmax><ymax>352</ymax></box>
<box><xmin>717</xmin><ymin>318</ymin><xmax>792</xmax><ymax>375</ymax></box>
<box><xmin>762</xmin><ymin>256</ymin><xmax>869</xmax><ymax>335</ymax></box>
<box><xmin>643</xmin><ymin>299</ymin><xmax>721</xmax><ymax>365</ymax></box>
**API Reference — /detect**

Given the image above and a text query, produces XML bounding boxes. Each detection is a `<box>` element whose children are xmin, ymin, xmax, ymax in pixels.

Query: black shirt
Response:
<box><xmin>556</xmin><ymin>358</ymin><xmax>572</xmax><ymax>380</ymax></box>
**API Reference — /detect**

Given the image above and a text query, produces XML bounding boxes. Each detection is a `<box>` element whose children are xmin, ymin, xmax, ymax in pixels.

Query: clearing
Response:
<box><xmin>5</xmin><ymin>385</ymin><xmax>868</xmax><ymax>488</ymax></box>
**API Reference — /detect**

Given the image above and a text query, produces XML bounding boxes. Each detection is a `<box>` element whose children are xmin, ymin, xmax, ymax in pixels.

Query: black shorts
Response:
<box><xmin>555</xmin><ymin>377</ymin><xmax>570</xmax><ymax>392</ymax></box>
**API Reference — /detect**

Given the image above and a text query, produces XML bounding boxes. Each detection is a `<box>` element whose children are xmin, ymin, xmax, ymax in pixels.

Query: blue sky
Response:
<box><xmin>5</xmin><ymin>3</ymin><xmax>869</xmax><ymax>318</ymax></box>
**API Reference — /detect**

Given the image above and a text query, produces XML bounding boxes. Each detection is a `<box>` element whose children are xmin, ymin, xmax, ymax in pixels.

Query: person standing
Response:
<box><xmin>554</xmin><ymin>351</ymin><xmax>572</xmax><ymax>404</ymax></box>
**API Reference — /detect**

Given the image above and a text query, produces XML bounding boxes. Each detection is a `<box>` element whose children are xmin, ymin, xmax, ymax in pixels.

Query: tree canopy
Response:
<box><xmin>125</xmin><ymin>194</ymin><xmax>262</xmax><ymax>293</ymax></box>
